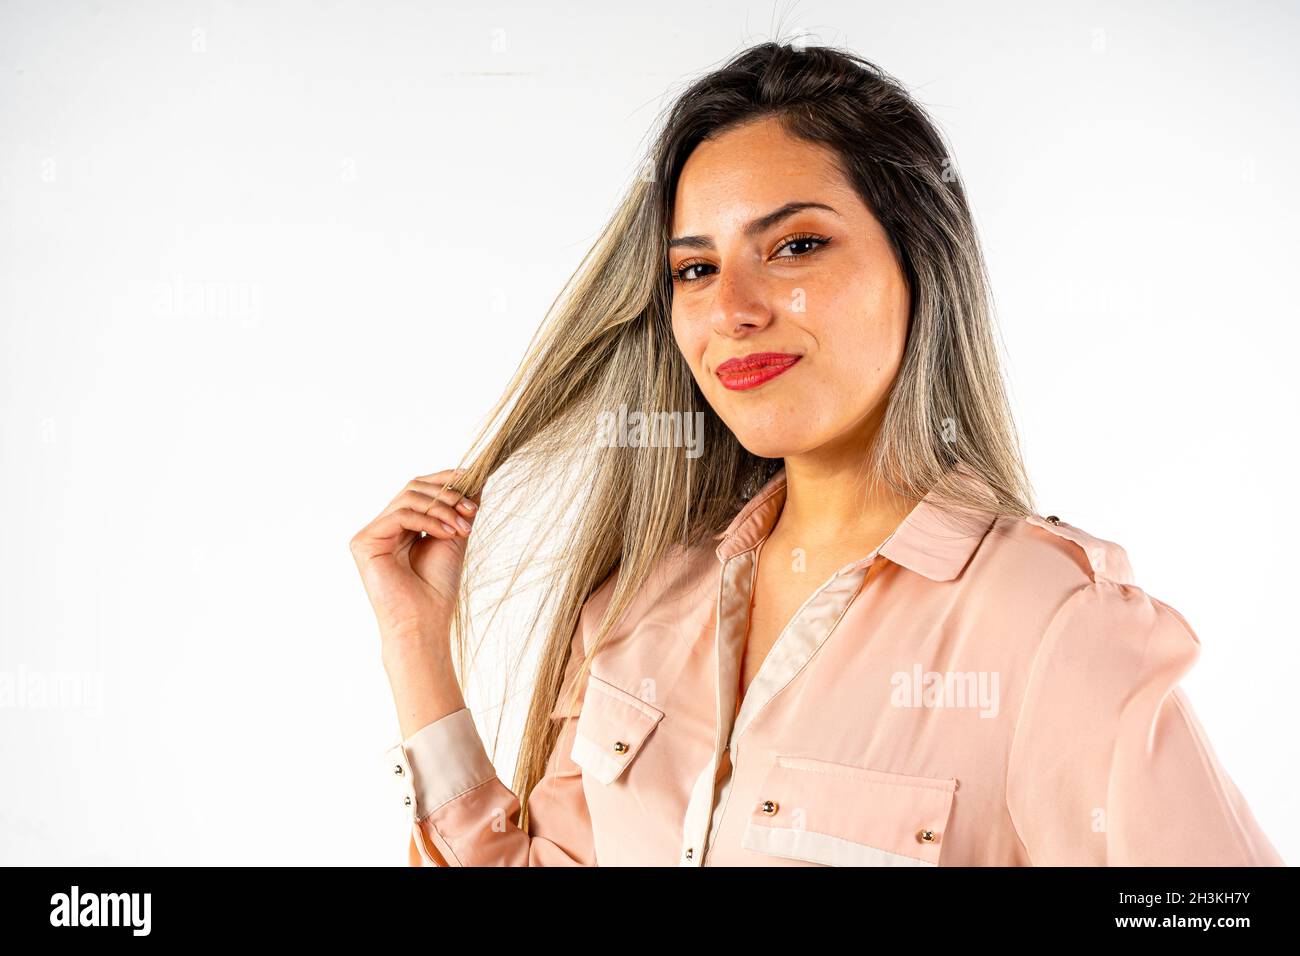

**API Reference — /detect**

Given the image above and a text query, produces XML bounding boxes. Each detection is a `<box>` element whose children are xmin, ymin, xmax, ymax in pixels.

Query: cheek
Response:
<box><xmin>671</xmin><ymin>310</ymin><xmax>705</xmax><ymax>370</ymax></box>
<box><xmin>810</xmin><ymin>276</ymin><xmax>908</xmax><ymax>390</ymax></box>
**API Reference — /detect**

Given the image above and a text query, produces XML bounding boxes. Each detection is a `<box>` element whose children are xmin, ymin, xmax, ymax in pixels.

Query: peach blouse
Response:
<box><xmin>382</xmin><ymin>466</ymin><xmax>1283</xmax><ymax>866</ymax></box>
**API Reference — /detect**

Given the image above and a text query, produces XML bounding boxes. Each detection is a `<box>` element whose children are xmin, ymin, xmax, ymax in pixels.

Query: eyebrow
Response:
<box><xmin>667</xmin><ymin>201</ymin><xmax>840</xmax><ymax>251</ymax></box>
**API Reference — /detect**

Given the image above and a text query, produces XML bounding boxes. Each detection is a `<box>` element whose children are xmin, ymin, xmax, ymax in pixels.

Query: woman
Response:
<box><xmin>350</xmin><ymin>42</ymin><xmax>1283</xmax><ymax>866</ymax></box>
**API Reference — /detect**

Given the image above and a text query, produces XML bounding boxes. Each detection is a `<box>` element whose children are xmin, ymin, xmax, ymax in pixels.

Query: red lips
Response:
<box><xmin>714</xmin><ymin>352</ymin><xmax>801</xmax><ymax>391</ymax></box>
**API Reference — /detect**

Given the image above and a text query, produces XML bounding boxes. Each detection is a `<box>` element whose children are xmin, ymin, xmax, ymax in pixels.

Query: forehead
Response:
<box><xmin>670</xmin><ymin>117</ymin><xmax>851</xmax><ymax>234</ymax></box>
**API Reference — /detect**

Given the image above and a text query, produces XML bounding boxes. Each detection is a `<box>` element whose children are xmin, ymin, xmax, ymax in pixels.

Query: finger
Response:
<box><xmin>379</xmin><ymin>490</ymin><xmax>477</xmax><ymax>534</ymax></box>
<box><xmin>407</xmin><ymin>478</ymin><xmax>479</xmax><ymax>515</ymax></box>
<box><xmin>372</xmin><ymin>507</ymin><xmax>462</xmax><ymax>544</ymax></box>
<box><xmin>378</xmin><ymin>470</ymin><xmax>469</xmax><ymax>517</ymax></box>
<box><xmin>394</xmin><ymin>469</ymin><xmax>478</xmax><ymax>514</ymax></box>
<box><xmin>378</xmin><ymin>468</ymin><xmax>463</xmax><ymax>513</ymax></box>
<box><xmin>414</xmin><ymin>467</ymin><xmax>468</xmax><ymax>487</ymax></box>
<box><xmin>416</xmin><ymin>497</ymin><xmax>476</xmax><ymax>537</ymax></box>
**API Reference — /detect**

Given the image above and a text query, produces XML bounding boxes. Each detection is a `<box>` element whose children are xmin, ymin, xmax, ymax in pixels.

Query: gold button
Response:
<box><xmin>613</xmin><ymin>740</ymin><xmax>629</xmax><ymax>754</ymax></box>
<box><xmin>684</xmin><ymin>847</ymin><xmax>693</xmax><ymax>860</ymax></box>
<box><xmin>393</xmin><ymin>764</ymin><xmax>404</xmax><ymax>776</ymax></box>
<box><xmin>403</xmin><ymin>795</ymin><xmax>412</xmax><ymax>807</ymax></box>
<box><xmin>916</xmin><ymin>828</ymin><xmax>938</xmax><ymax>844</ymax></box>
<box><xmin>1045</xmin><ymin>515</ymin><xmax>1060</xmax><ymax>525</ymax></box>
<box><xmin>760</xmin><ymin>800</ymin><xmax>778</xmax><ymax>815</ymax></box>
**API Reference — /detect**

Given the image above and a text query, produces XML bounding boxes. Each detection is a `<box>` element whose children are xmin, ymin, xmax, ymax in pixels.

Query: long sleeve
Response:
<box><xmin>382</xmin><ymin>620</ymin><xmax>596</xmax><ymax>866</ymax></box>
<box><xmin>1006</xmin><ymin>580</ymin><xmax>1284</xmax><ymax>866</ymax></box>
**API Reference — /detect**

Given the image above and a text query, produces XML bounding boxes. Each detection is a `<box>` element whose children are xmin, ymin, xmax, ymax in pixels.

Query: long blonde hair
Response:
<box><xmin>439</xmin><ymin>40</ymin><xmax>1036</xmax><ymax>832</ymax></box>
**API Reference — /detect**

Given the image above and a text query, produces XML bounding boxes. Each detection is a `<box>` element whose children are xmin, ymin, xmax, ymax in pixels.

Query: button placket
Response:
<box><xmin>680</xmin><ymin>553</ymin><xmax>750</xmax><ymax>866</ymax></box>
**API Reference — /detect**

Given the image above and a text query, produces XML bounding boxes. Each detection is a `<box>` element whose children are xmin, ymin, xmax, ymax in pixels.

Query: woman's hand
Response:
<box><xmin>350</xmin><ymin>468</ymin><xmax>480</xmax><ymax>659</ymax></box>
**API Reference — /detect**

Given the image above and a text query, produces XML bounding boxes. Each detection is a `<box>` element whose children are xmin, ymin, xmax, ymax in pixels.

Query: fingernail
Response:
<box><xmin>458</xmin><ymin>499</ymin><xmax>476</xmax><ymax>513</ymax></box>
<box><xmin>455</xmin><ymin>516</ymin><xmax>472</xmax><ymax>533</ymax></box>
<box><xmin>440</xmin><ymin>522</ymin><xmax>456</xmax><ymax>534</ymax></box>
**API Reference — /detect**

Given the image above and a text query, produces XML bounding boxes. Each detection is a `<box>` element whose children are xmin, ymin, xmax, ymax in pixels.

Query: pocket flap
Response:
<box><xmin>569</xmin><ymin>674</ymin><xmax>664</xmax><ymax>785</ymax></box>
<box><xmin>741</xmin><ymin>754</ymin><xmax>957</xmax><ymax>866</ymax></box>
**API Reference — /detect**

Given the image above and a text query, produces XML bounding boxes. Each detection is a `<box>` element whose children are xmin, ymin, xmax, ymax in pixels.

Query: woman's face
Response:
<box><xmin>668</xmin><ymin>116</ymin><xmax>910</xmax><ymax>461</ymax></box>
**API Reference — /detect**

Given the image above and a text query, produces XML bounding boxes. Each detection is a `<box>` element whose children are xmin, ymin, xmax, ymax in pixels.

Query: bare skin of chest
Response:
<box><xmin>736</xmin><ymin>537</ymin><xmax>877</xmax><ymax>709</ymax></box>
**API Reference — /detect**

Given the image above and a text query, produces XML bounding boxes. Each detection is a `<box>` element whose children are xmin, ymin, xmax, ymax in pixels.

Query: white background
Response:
<box><xmin>1</xmin><ymin>0</ymin><xmax>1295</xmax><ymax>865</ymax></box>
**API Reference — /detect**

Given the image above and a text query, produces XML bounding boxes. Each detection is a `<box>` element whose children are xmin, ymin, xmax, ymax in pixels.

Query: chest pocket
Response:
<box><xmin>740</xmin><ymin>754</ymin><xmax>957</xmax><ymax>866</ymax></box>
<box><xmin>569</xmin><ymin>674</ymin><xmax>665</xmax><ymax>785</ymax></box>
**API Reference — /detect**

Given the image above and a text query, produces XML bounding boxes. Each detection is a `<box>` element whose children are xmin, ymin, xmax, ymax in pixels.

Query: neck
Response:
<box><xmin>771</xmin><ymin>423</ymin><xmax>919</xmax><ymax>556</ymax></box>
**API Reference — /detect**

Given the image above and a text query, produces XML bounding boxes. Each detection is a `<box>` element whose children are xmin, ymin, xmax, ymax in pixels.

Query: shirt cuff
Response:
<box><xmin>383</xmin><ymin>707</ymin><xmax>499</xmax><ymax>822</ymax></box>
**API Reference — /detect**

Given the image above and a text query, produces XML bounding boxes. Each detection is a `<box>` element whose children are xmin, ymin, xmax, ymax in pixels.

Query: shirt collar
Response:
<box><xmin>712</xmin><ymin>462</ymin><xmax>998</xmax><ymax>582</ymax></box>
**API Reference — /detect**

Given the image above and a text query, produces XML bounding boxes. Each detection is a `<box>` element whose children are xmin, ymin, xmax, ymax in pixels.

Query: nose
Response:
<box><xmin>709</xmin><ymin>260</ymin><xmax>774</xmax><ymax>338</ymax></box>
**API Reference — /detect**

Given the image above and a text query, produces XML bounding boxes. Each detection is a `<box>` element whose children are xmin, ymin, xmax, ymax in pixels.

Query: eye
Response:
<box><xmin>771</xmin><ymin>232</ymin><xmax>832</xmax><ymax>259</ymax></box>
<box><xmin>667</xmin><ymin>233</ymin><xmax>832</xmax><ymax>285</ymax></box>
<box><xmin>669</xmin><ymin>259</ymin><xmax>716</xmax><ymax>284</ymax></box>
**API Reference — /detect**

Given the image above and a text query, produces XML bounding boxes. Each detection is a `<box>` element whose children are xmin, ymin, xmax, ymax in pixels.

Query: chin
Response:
<box><xmin>727</xmin><ymin>425</ymin><xmax>816</xmax><ymax>460</ymax></box>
